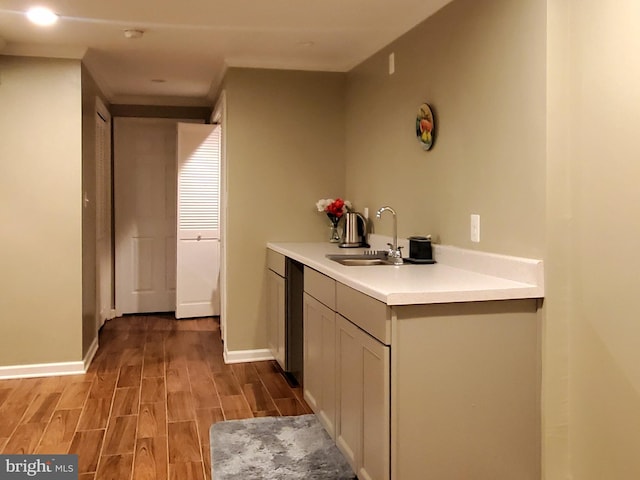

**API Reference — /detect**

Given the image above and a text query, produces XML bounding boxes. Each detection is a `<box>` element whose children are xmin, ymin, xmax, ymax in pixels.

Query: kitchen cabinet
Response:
<box><xmin>266</xmin><ymin>249</ymin><xmax>286</xmax><ymax>369</ymax></box>
<box><xmin>303</xmin><ymin>293</ymin><xmax>337</xmax><ymax>438</ymax></box>
<box><xmin>303</xmin><ymin>267</ymin><xmax>337</xmax><ymax>439</ymax></box>
<box><xmin>336</xmin><ymin>314</ymin><xmax>390</xmax><ymax>480</ymax></box>
<box><xmin>390</xmin><ymin>300</ymin><xmax>540</xmax><ymax>480</ymax></box>
<box><xmin>304</xmin><ymin>266</ymin><xmax>390</xmax><ymax>480</ymax></box>
<box><xmin>335</xmin><ymin>284</ymin><xmax>390</xmax><ymax>480</ymax></box>
<box><xmin>269</xmin><ymin>242</ymin><xmax>543</xmax><ymax>480</ymax></box>
<box><xmin>304</xmin><ymin>275</ymin><xmax>538</xmax><ymax>480</ymax></box>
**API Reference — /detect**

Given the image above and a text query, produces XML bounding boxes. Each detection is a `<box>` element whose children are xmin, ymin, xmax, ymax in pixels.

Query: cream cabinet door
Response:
<box><xmin>303</xmin><ymin>293</ymin><xmax>337</xmax><ymax>439</ymax></box>
<box><xmin>336</xmin><ymin>315</ymin><xmax>361</xmax><ymax>472</ymax></box>
<box><xmin>359</xmin><ymin>321</ymin><xmax>390</xmax><ymax>480</ymax></box>
<box><xmin>336</xmin><ymin>314</ymin><xmax>390</xmax><ymax>480</ymax></box>
<box><xmin>267</xmin><ymin>269</ymin><xmax>285</xmax><ymax>369</ymax></box>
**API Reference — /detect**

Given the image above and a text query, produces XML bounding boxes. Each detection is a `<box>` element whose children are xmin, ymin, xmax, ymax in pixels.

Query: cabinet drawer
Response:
<box><xmin>304</xmin><ymin>267</ymin><xmax>336</xmax><ymax>310</ymax></box>
<box><xmin>267</xmin><ymin>248</ymin><xmax>285</xmax><ymax>276</ymax></box>
<box><xmin>336</xmin><ymin>283</ymin><xmax>391</xmax><ymax>345</ymax></box>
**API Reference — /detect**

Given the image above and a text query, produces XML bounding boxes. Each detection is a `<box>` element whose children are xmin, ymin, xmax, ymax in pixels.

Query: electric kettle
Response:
<box><xmin>339</xmin><ymin>212</ymin><xmax>369</xmax><ymax>248</ymax></box>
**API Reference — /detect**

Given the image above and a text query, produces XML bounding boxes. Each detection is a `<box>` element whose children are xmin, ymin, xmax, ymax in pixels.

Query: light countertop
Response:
<box><xmin>267</xmin><ymin>240</ymin><xmax>544</xmax><ymax>306</ymax></box>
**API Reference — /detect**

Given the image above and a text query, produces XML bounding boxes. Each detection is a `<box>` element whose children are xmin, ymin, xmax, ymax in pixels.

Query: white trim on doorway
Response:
<box><xmin>212</xmin><ymin>91</ymin><xmax>228</xmax><ymax>344</ymax></box>
<box><xmin>83</xmin><ymin>336</ymin><xmax>99</xmax><ymax>371</ymax></box>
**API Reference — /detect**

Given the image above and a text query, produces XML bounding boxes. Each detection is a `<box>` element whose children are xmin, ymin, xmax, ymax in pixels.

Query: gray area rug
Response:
<box><xmin>210</xmin><ymin>414</ymin><xmax>356</xmax><ymax>480</ymax></box>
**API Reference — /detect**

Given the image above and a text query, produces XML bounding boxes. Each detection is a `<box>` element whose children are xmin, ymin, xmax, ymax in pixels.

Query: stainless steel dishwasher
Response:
<box><xmin>283</xmin><ymin>257</ymin><xmax>304</xmax><ymax>386</ymax></box>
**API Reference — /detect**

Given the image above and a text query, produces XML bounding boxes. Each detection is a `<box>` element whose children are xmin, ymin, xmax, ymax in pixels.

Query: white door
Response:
<box><xmin>175</xmin><ymin>123</ymin><xmax>221</xmax><ymax>318</ymax></box>
<box><xmin>114</xmin><ymin>118</ymin><xmax>184</xmax><ymax>314</ymax></box>
<box><xmin>95</xmin><ymin>98</ymin><xmax>112</xmax><ymax>327</ymax></box>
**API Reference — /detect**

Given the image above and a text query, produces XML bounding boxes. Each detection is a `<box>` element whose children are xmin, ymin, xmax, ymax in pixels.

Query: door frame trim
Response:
<box><xmin>212</xmin><ymin>91</ymin><xmax>227</xmax><ymax>341</ymax></box>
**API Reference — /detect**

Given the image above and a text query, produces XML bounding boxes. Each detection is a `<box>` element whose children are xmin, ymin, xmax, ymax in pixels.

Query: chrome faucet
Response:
<box><xmin>376</xmin><ymin>206</ymin><xmax>403</xmax><ymax>265</ymax></box>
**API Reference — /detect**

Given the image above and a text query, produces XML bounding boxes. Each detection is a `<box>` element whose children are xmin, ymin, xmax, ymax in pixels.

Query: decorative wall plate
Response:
<box><xmin>416</xmin><ymin>103</ymin><xmax>435</xmax><ymax>151</ymax></box>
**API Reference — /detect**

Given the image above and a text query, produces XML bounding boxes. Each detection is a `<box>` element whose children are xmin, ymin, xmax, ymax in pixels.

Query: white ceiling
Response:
<box><xmin>0</xmin><ymin>0</ymin><xmax>452</xmax><ymax>105</ymax></box>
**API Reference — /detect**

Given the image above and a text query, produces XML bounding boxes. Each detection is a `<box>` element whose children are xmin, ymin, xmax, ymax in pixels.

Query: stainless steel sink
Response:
<box><xmin>326</xmin><ymin>253</ymin><xmax>400</xmax><ymax>266</ymax></box>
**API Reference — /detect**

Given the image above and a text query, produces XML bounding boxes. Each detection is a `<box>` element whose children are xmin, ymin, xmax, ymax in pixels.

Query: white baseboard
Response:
<box><xmin>0</xmin><ymin>337</ymin><xmax>100</xmax><ymax>380</ymax></box>
<box><xmin>223</xmin><ymin>347</ymin><xmax>274</xmax><ymax>364</ymax></box>
<box><xmin>0</xmin><ymin>360</ymin><xmax>86</xmax><ymax>380</ymax></box>
<box><xmin>83</xmin><ymin>336</ymin><xmax>99</xmax><ymax>371</ymax></box>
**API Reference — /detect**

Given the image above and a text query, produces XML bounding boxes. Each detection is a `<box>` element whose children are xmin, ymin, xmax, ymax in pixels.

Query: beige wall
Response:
<box><xmin>347</xmin><ymin>0</ymin><xmax>640</xmax><ymax>477</ymax></box>
<box><xmin>0</xmin><ymin>56</ymin><xmax>83</xmax><ymax>365</ymax></box>
<box><xmin>343</xmin><ymin>0</ymin><xmax>557</xmax><ymax>475</ymax></box>
<box><xmin>564</xmin><ymin>0</ymin><xmax>640</xmax><ymax>477</ymax></box>
<box><xmin>544</xmin><ymin>0</ymin><xmax>572</xmax><ymax>477</ymax></box>
<box><xmin>222</xmin><ymin>68</ymin><xmax>346</xmax><ymax>351</ymax></box>
<box><xmin>1</xmin><ymin>1</ymin><xmax>635</xmax><ymax>476</ymax></box>
<box><xmin>343</xmin><ymin>0</ymin><xmax>640</xmax><ymax>476</ymax></box>
<box><xmin>345</xmin><ymin>0</ymin><xmax>546</xmax><ymax>258</ymax></box>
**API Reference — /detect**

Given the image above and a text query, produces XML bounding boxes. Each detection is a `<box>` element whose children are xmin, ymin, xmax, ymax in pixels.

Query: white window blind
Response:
<box><xmin>178</xmin><ymin>126</ymin><xmax>221</xmax><ymax>231</ymax></box>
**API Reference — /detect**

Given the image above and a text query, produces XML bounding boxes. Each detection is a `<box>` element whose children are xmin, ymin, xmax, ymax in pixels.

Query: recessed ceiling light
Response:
<box><xmin>26</xmin><ymin>6</ymin><xmax>59</xmax><ymax>26</ymax></box>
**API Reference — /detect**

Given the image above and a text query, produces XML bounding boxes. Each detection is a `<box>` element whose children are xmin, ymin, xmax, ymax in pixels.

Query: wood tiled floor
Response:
<box><xmin>0</xmin><ymin>314</ymin><xmax>311</xmax><ymax>479</ymax></box>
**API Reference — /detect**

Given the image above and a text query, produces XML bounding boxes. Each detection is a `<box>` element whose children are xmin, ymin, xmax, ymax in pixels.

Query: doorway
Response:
<box><xmin>113</xmin><ymin>116</ymin><xmax>220</xmax><ymax>317</ymax></box>
<box><xmin>114</xmin><ymin>117</ymin><xmax>181</xmax><ymax>314</ymax></box>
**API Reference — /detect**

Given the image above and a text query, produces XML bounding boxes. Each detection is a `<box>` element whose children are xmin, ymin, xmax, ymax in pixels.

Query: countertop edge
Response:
<box><xmin>267</xmin><ymin>241</ymin><xmax>544</xmax><ymax>306</ymax></box>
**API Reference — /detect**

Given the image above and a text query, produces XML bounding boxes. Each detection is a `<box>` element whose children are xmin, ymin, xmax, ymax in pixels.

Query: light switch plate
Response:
<box><xmin>471</xmin><ymin>214</ymin><xmax>480</xmax><ymax>243</ymax></box>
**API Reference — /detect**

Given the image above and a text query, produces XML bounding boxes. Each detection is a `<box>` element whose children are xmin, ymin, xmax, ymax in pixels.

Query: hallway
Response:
<box><xmin>0</xmin><ymin>314</ymin><xmax>310</xmax><ymax>479</ymax></box>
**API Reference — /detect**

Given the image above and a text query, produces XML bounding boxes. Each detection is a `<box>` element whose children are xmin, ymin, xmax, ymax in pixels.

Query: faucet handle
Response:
<box><xmin>386</xmin><ymin>243</ymin><xmax>403</xmax><ymax>260</ymax></box>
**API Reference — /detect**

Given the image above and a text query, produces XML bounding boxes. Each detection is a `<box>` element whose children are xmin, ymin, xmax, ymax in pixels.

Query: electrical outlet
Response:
<box><xmin>470</xmin><ymin>214</ymin><xmax>480</xmax><ymax>243</ymax></box>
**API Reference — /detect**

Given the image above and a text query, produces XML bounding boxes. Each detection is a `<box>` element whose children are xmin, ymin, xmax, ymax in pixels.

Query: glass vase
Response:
<box><xmin>328</xmin><ymin>216</ymin><xmax>341</xmax><ymax>243</ymax></box>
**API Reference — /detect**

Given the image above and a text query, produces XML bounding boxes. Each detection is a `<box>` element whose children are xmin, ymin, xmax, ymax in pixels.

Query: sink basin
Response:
<box><xmin>326</xmin><ymin>253</ymin><xmax>401</xmax><ymax>266</ymax></box>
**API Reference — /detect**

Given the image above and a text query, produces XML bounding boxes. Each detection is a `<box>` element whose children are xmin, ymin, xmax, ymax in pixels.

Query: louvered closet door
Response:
<box><xmin>176</xmin><ymin>123</ymin><xmax>221</xmax><ymax>318</ymax></box>
<box><xmin>96</xmin><ymin>107</ymin><xmax>112</xmax><ymax>327</ymax></box>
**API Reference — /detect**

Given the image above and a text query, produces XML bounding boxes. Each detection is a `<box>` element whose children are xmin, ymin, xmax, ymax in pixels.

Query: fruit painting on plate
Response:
<box><xmin>416</xmin><ymin>103</ymin><xmax>435</xmax><ymax>151</ymax></box>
